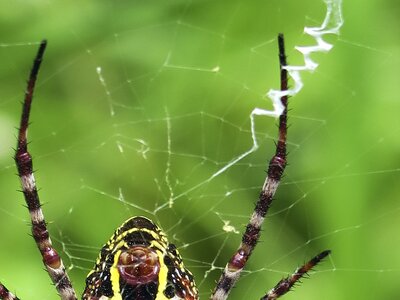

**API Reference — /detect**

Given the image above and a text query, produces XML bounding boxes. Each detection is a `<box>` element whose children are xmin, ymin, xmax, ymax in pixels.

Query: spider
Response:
<box><xmin>0</xmin><ymin>34</ymin><xmax>330</xmax><ymax>300</ymax></box>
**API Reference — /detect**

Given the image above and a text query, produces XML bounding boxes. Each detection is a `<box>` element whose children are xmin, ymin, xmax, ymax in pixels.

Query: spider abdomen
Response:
<box><xmin>82</xmin><ymin>217</ymin><xmax>198</xmax><ymax>300</ymax></box>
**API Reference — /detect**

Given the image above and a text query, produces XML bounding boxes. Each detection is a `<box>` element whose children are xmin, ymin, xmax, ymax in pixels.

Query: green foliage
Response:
<box><xmin>0</xmin><ymin>1</ymin><xmax>399</xmax><ymax>299</ymax></box>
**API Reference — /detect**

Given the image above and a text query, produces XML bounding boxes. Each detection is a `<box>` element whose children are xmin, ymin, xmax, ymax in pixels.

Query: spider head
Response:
<box><xmin>117</xmin><ymin>246</ymin><xmax>160</xmax><ymax>285</ymax></box>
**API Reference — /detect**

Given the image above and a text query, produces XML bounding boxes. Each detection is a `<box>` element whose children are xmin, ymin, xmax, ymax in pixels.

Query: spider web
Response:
<box><xmin>0</xmin><ymin>1</ymin><xmax>399</xmax><ymax>299</ymax></box>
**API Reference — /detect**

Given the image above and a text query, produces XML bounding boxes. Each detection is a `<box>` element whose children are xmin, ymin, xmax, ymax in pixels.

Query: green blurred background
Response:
<box><xmin>0</xmin><ymin>0</ymin><xmax>399</xmax><ymax>299</ymax></box>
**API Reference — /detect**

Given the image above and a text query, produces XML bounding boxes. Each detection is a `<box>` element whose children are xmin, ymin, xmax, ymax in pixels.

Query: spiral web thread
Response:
<box><xmin>165</xmin><ymin>0</ymin><xmax>344</xmax><ymax>208</ymax></box>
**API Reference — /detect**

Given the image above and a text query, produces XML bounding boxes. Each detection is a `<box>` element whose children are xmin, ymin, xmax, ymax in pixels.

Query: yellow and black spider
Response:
<box><xmin>0</xmin><ymin>35</ymin><xmax>329</xmax><ymax>300</ymax></box>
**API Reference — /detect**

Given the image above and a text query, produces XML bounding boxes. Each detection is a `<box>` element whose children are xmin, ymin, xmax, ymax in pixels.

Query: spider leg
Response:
<box><xmin>210</xmin><ymin>33</ymin><xmax>289</xmax><ymax>300</ymax></box>
<box><xmin>261</xmin><ymin>250</ymin><xmax>331</xmax><ymax>300</ymax></box>
<box><xmin>211</xmin><ymin>34</ymin><xmax>329</xmax><ymax>300</ymax></box>
<box><xmin>0</xmin><ymin>283</ymin><xmax>19</xmax><ymax>300</ymax></box>
<box><xmin>13</xmin><ymin>40</ymin><xmax>77</xmax><ymax>300</ymax></box>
